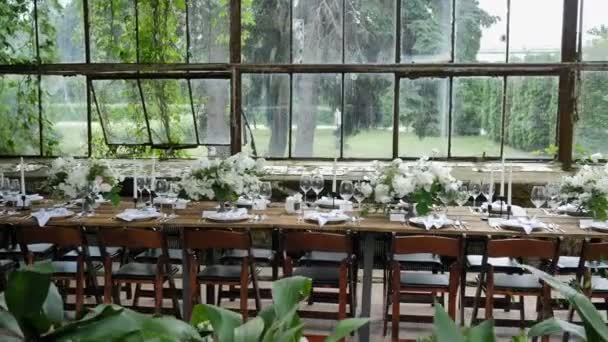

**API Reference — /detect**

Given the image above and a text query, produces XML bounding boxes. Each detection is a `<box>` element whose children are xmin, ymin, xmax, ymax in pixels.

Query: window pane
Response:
<box><xmin>575</xmin><ymin>71</ymin><xmax>608</xmax><ymax>155</ymax></box>
<box><xmin>292</xmin><ymin>74</ymin><xmax>341</xmax><ymax>158</ymax></box>
<box><xmin>451</xmin><ymin>77</ymin><xmax>503</xmax><ymax>157</ymax></box>
<box><xmin>191</xmin><ymin>79</ymin><xmax>231</xmax><ymax>145</ymax></box>
<box><xmin>189</xmin><ymin>0</ymin><xmax>229</xmax><ymax>63</ymax></box>
<box><xmin>41</xmin><ymin>76</ymin><xmax>87</xmax><ymax>156</ymax></box>
<box><xmin>89</xmin><ymin>0</ymin><xmax>137</xmax><ymax>63</ymax></box>
<box><xmin>140</xmin><ymin>79</ymin><xmax>196</xmax><ymax>145</ymax></box>
<box><xmin>137</xmin><ymin>0</ymin><xmax>187</xmax><ymax>63</ymax></box>
<box><xmin>509</xmin><ymin>0</ymin><xmax>562</xmax><ymax>63</ymax></box>
<box><xmin>455</xmin><ymin>0</ymin><xmax>507</xmax><ymax>63</ymax></box>
<box><xmin>0</xmin><ymin>75</ymin><xmax>40</xmax><ymax>155</ymax></box>
<box><xmin>92</xmin><ymin>79</ymin><xmax>149</xmax><ymax>144</ymax></box>
<box><xmin>293</xmin><ymin>0</ymin><xmax>342</xmax><ymax>64</ymax></box>
<box><xmin>504</xmin><ymin>76</ymin><xmax>558</xmax><ymax>158</ymax></box>
<box><xmin>242</xmin><ymin>74</ymin><xmax>290</xmax><ymax>158</ymax></box>
<box><xmin>581</xmin><ymin>0</ymin><xmax>608</xmax><ymax>61</ymax></box>
<box><xmin>401</xmin><ymin>0</ymin><xmax>452</xmax><ymax>63</ymax></box>
<box><xmin>242</xmin><ymin>0</ymin><xmax>290</xmax><ymax>63</ymax></box>
<box><xmin>344</xmin><ymin>73</ymin><xmax>393</xmax><ymax>158</ymax></box>
<box><xmin>399</xmin><ymin>78</ymin><xmax>448</xmax><ymax>157</ymax></box>
<box><xmin>345</xmin><ymin>0</ymin><xmax>395</xmax><ymax>63</ymax></box>
<box><xmin>37</xmin><ymin>0</ymin><xmax>85</xmax><ymax>63</ymax></box>
<box><xmin>0</xmin><ymin>1</ymin><xmax>36</xmax><ymax>63</ymax></box>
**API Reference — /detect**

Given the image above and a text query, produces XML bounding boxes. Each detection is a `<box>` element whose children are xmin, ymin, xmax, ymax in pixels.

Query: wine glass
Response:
<box><xmin>437</xmin><ymin>189</ymin><xmax>455</xmax><ymax>217</ymax></box>
<box><xmin>545</xmin><ymin>183</ymin><xmax>561</xmax><ymax>214</ymax></box>
<box><xmin>259</xmin><ymin>181</ymin><xmax>272</xmax><ymax>202</ymax></box>
<box><xmin>339</xmin><ymin>180</ymin><xmax>353</xmax><ymax>202</ymax></box>
<box><xmin>481</xmin><ymin>182</ymin><xmax>494</xmax><ymax>205</ymax></box>
<box><xmin>352</xmin><ymin>182</ymin><xmax>368</xmax><ymax>209</ymax></box>
<box><xmin>531</xmin><ymin>185</ymin><xmax>547</xmax><ymax>210</ymax></box>
<box><xmin>155</xmin><ymin>179</ymin><xmax>169</xmax><ymax>216</ymax></box>
<box><xmin>468</xmin><ymin>181</ymin><xmax>481</xmax><ymax>208</ymax></box>
<box><xmin>311</xmin><ymin>173</ymin><xmax>325</xmax><ymax>204</ymax></box>
<box><xmin>136</xmin><ymin>177</ymin><xmax>146</xmax><ymax>207</ymax></box>
<box><xmin>167</xmin><ymin>182</ymin><xmax>179</xmax><ymax>218</ymax></box>
<box><xmin>455</xmin><ymin>185</ymin><xmax>469</xmax><ymax>226</ymax></box>
<box><xmin>9</xmin><ymin>179</ymin><xmax>20</xmax><ymax>196</ymax></box>
<box><xmin>299</xmin><ymin>173</ymin><xmax>312</xmax><ymax>206</ymax></box>
<box><xmin>143</xmin><ymin>177</ymin><xmax>152</xmax><ymax>207</ymax></box>
<box><xmin>246</xmin><ymin>181</ymin><xmax>260</xmax><ymax>203</ymax></box>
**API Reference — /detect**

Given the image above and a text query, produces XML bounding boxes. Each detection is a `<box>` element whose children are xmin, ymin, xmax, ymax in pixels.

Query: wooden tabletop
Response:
<box><xmin>0</xmin><ymin>199</ymin><xmax>605</xmax><ymax>239</ymax></box>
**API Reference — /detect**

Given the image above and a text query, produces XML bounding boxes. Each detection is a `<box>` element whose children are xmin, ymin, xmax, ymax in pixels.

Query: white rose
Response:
<box><xmin>99</xmin><ymin>183</ymin><xmax>112</xmax><ymax>193</ymax></box>
<box><xmin>590</xmin><ymin>153</ymin><xmax>603</xmax><ymax>163</ymax></box>
<box><xmin>374</xmin><ymin>184</ymin><xmax>392</xmax><ymax>204</ymax></box>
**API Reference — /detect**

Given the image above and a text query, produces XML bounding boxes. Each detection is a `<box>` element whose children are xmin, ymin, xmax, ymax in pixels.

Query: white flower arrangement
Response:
<box><xmin>369</xmin><ymin>157</ymin><xmax>460</xmax><ymax>215</ymax></box>
<box><xmin>179</xmin><ymin>153</ymin><xmax>266</xmax><ymax>203</ymax></box>
<box><xmin>560</xmin><ymin>163</ymin><xmax>608</xmax><ymax>220</ymax></box>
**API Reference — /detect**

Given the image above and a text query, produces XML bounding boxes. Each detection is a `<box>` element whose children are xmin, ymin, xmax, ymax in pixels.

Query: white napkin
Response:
<box><xmin>559</xmin><ymin>203</ymin><xmax>584</xmax><ymax>213</ymax></box>
<box><xmin>32</xmin><ymin>207</ymin><xmax>72</xmax><ymax>227</ymax></box>
<box><xmin>421</xmin><ymin>215</ymin><xmax>452</xmax><ymax>230</ymax></box>
<box><xmin>494</xmin><ymin>217</ymin><xmax>547</xmax><ymax>234</ymax></box>
<box><xmin>304</xmin><ymin>210</ymin><xmax>347</xmax><ymax>227</ymax></box>
<box><xmin>580</xmin><ymin>219</ymin><xmax>608</xmax><ymax>230</ymax></box>
<box><xmin>203</xmin><ymin>208</ymin><xmax>249</xmax><ymax>220</ymax></box>
<box><xmin>116</xmin><ymin>208</ymin><xmax>161</xmax><ymax>222</ymax></box>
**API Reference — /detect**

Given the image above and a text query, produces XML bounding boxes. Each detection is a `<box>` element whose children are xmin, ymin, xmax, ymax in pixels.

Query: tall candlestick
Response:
<box><xmin>150</xmin><ymin>157</ymin><xmax>156</xmax><ymax>191</ymax></box>
<box><xmin>133</xmin><ymin>175</ymin><xmax>138</xmax><ymax>199</ymax></box>
<box><xmin>507</xmin><ymin>163</ymin><xmax>513</xmax><ymax>206</ymax></box>
<box><xmin>490</xmin><ymin>168</ymin><xmax>494</xmax><ymax>200</ymax></box>
<box><xmin>331</xmin><ymin>158</ymin><xmax>337</xmax><ymax>193</ymax></box>
<box><xmin>20</xmin><ymin>157</ymin><xmax>25</xmax><ymax>194</ymax></box>
<box><xmin>500</xmin><ymin>157</ymin><xmax>505</xmax><ymax>197</ymax></box>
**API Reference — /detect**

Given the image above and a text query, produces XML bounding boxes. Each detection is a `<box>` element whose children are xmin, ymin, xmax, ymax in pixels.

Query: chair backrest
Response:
<box><xmin>97</xmin><ymin>227</ymin><xmax>165</xmax><ymax>249</ymax></box>
<box><xmin>183</xmin><ymin>229</ymin><xmax>251</xmax><ymax>250</ymax></box>
<box><xmin>17</xmin><ymin>226</ymin><xmax>84</xmax><ymax>247</ymax></box>
<box><xmin>392</xmin><ymin>235</ymin><xmax>462</xmax><ymax>259</ymax></box>
<box><xmin>282</xmin><ymin>231</ymin><xmax>352</xmax><ymax>254</ymax></box>
<box><xmin>486</xmin><ymin>238</ymin><xmax>559</xmax><ymax>261</ymax></box>
<box><xmin>580</xmin><ymin>241</ymin><xmax>608</xmax><ymax>263</ymax></box>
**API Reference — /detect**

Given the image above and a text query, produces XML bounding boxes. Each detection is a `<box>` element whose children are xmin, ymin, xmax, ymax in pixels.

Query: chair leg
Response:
<box><xmin>391</xmin><ymin>266</ymin><xmax>400</xmax><ymax>342</ymax></box>
<box><xmin>103</xmin><ymin>267</ymin><xmax>112</xmax><ymax>304</ymax></box>
<box><xmin>229</xmin><ymin>285</ymin><xmax>236</xmax><ymax>302</ymax></box>
<box><xmin>206</xmin><ymin>285</ymin><xmax>215</xmax><ymax>305</ymax></box>
<box><xmin>75</xmin><ymin>258</ymin><xmax>85</xmax><ymax>317</ymax></box>
<box><xmin>241</xmin><ymin>261</ymin><xmax>250</xmax><ymax>321</ymax></box>
<box><xmin>338</xmin><ymin>263</ymin><xmax>348</xmax><ymax>320</ymax></box>
<box><xmin>112</xmin><ymin>282</ymin><xmax>121</xmax><ymax>305</ymax></box>
<box><xmin>154</xmin><ymin>279</ymin><xmax>163</xmax><ymax>315</ymax></box>
<box><xmin>519</xmin><ymin>296</ymin><xmax>526</xmax><ymax>328</ymax></box>
<box><xmin>133</xmin><ymin>283</ymin><xmax>142</xmax><ymax>307</ymax></box>
<box><xmin>217</xmin><ymin>285</ymin><xmax>224</xmax><ymax>306</ymax></box>
<box><xmin>484</xmin><ymin>273</ymin><xmax>494</xmax><ymax>320</ymax></box>
<box><xmin>460</xmin><ymin>269</ymin><xmax>467</xmax><ymax>324</ymax></box>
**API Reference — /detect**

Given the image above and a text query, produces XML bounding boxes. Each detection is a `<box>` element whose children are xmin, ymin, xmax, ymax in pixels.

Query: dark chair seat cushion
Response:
<box><xmin>466</xmin><ymin>255</ymin><xmax>522</xmax><ymax>272</ymax></box>
<box><xmin>0</xmin><ymin>243</ymin><xmax>54</xmax><ymax>257</ymax></box>
<box><xmin>220</xmin><ymin>248</ymin><xmax>275</xmax><ymax>264</ymax></box>
<box><xmin>299</xmin><ymin>251</ymin><xmax>347</xmax><ymax>266</ymax></box>
<box><xmin>63</xmin><ymin>246</ymin><xmax>122</xmax><ymax>260</ymax></box>
<box><xmin>394</xmin><ymin>253</ymin><xmax>443</xmax><ymax>271</ymax></box>
<box><xmin>399</xmin><ymin>271</ymin><xmax>449</xmax><ymax>288</ymax></box>
<box><xmin>197</xmin><ymin>264</ymin><xmax>258</xmax><ymax>282</ymax></box>
<box><xmin>591</xmin><ymin>276</ymin><xmax>608</xmax><ymax>292</ymax></box>
<box><xmin>491</xmin><ymin>274</ymin><xmax>543</xmax><ymax>291</ymax></box>
<box><xmin>292</xmin><ymin>266</ymin><xmax>341</xmax><ymax>285</ymax></box>
<box><xmin>0</xmin><ymin>259</ymin><xmax>17</xmax><ymax>270</ymax></box>
<box><xmin>134</xmin><ymin>248</ymin><xmax>183</xmax><ymax>263</ymax></box>
<box><xmin>558</xmin><ymin>256</ymin><xmax>608</xmax><ymax>273</ymax></box>
<box><xmin>46</xmin><ymin>261</ymin><xmax>102</xmax><ymax>276</ymax></box>
<box><xmin>113</xmin><ymin>262</ymin><xmax>178</xmax><ymax>280</ymax></box>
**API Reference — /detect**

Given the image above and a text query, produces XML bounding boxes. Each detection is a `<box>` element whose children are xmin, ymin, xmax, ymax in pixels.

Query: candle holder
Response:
<box><xmin>18</xmin><ymin>193</ymin><xmax>29</xmax><ymax>211</ymax></box>
<box><xmin>133</xmin><ymin>197</ymin><xmax>138</xmax><ymax>209</ymax></box>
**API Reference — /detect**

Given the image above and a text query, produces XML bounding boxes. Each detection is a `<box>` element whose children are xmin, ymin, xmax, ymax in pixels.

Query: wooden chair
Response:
<box><xmin>281</xmin><ymin>231</ymin><xmax>356</xmax><ymax>321</ymax></box>
<box><xmin>472</xmin><ymin>238</ymin><xmax>559</xmax><ymax>340</ymax></box>
<box><xmin>183</xmin><ymin>229</ymin><xmax>261</xmax><ymax>321</ymax></box>
<box><xmin>97</xmin><ymin>227</ymin><xmax>180</xmax><ymax>317</ymax></box>
<box><xmin>17</xmin><ymin>226</ymin><xmax>96</xmax><ymax>316</ymax></box>
<box><xmin>384</xmin><ymin>235</ymin><xmax>463</xmax><ymax>341</ymax></box>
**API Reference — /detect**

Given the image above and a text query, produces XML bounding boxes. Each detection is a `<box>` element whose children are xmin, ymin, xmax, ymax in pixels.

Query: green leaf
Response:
<box><xmin>140</xmin><ymin>316</ymin><xmax>203</xmax><ymax>341</ymax></box>
<box><xmin>466</xmin><ymin>319</ymin><xmax>495</xmax><ymax>342</ymax></box>
<box><xmin>190</xmin><ymin>304</ymin><xmax>242</xmax><ymax>342</ymax></box>
<box><xmin>433</xmin><ymin>303</ymin><xmax>464</xmax><ymax>342</ymax></box>
<box><xmin>271</xmin><ymin>276</ymin><xmax>312</xmax><ymax>318</ymax></box>
<box><xmin>6</xmin><ymin>265</ymin><xmax>54</xmax><ymax>335</ymax></box>
<box><xmin>0</xmin><ymin>310</ymin><xmax>23</xmax><ymax>340</ymax></box>
<box><xmin>42</xmin><ymin>283</ymin><xmax>64</xmax><ymax>324</ymax></box>
<box><xmin>234</xmin><ymin>316</ymin><xmax>264</xmax><ymax>342</ymax></box>
<box><xmin>528</xmin><ymin>318</ymin><xmax>585</xmax><ymax>340</ymax></box>
<box><xmin>325</xmin><ymin>318</ymin><xmax>369</xmax><ymax>342</ymax></box>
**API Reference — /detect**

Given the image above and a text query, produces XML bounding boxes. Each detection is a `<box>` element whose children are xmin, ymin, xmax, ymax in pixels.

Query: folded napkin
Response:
<box><xmin>580</xmin><ymin>219</ymin><xmax>608</xmax><ymax>230</ymax></box>
<box><xmin>491</xmin><ymin>217</ymin><xmax>547</xmax><ymax>234</ymax></box>
<box><xmin>481</xmin><ymin>201</ymin><xmax>527</xmax><ymax>217</ymax></box>
<box><xmin>559</xmin><ymin>203</ymin><xmax>587</xmax><ymax>214</ymax></box>
<box><xmin>304</xmin><ymin>210</ymin><xmax>347</xmax><ymax>227</ymax></box>
<box><xmin>32</xmin><ymin>207</ymin><xmax>73</xmax><ymax>227</ymax></box>
<box><xmin>203</xmin><ymin>208</ymin><xmax>249</xmax><ymax>220</ymax></box>
<box><xmin>116</xmin><ymin>208</ymin><xmax>161</xmax><ymax>222</ymax></box>
<box><xmin>416</xmin><ymin>215</ymin><xmax>453</xmax><ymax>230</ymax></box>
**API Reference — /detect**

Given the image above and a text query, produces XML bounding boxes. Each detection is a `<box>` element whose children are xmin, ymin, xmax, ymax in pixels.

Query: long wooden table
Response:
<box><xmin>1</xmin><ymin>200</ymin><xmax>605</xmax><ymax>341</ymax></box>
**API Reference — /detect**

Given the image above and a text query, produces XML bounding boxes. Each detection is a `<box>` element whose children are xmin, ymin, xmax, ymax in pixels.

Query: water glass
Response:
<box><xmin>531</xmin><ymin>185</ymin><xmax>547</xmax><ymax>209</ymax></box>
<box><xmin>311</xmin><ymin>173</ymin><xmax>325</xmax><ymax>203</ymax></box>
<box><xmin>339</xmin><ymin>180</ymin><xmax>353</xmax><ymax>202</ymax></box>
<box><xmin>156</xmin><ymin>179</ymin><xmax>169</xmax><ymax>215</ymax></box>
<box><xmin>545</xmin><ymin>183</ymin><xmax>561</xmax><ymax>213</ymax></box>
<box><xmin>300</xmin><ymin>173</ymin><xmax>312</xmax><ymax>205</ymax></box>
<box><xmin>468</xmin><ymin>181</ymin><xmax>481</xmax><ymax>207</ymax></box>
<box><xmin>481</xmin><ymin>182</ymin><xmax>494</xmax><ymax>204</ymax></box>
<box><xmin>259</xmin><ymin>181</ymin><xmax>272</xmax><ymax>202</ymax></box>
<box><xmin>353</xmin><ymin>182</ymin><xmax>368</xmax><ymax>209</ymax></box>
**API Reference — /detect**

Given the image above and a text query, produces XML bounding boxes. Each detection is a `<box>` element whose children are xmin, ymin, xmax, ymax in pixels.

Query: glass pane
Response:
<box><xmin>41</xmin><ymin>76</ymin><xmax>87</xmax><ymax>156</ymax></box>
<box><xmin>344</xmin><ymin>73</ymin><xmax>393</xmax><ymax>158</ymax></box>
<box><xmin>581</xmin><ymin>0</ymin><xmax>608</xmax><ymax>61</ymax></box>
<box><xmin>345</xmin><ymin>0</ymin><xmax>395</xmax><ymax>63</ymax></box>
<box><xmin>451</xmin><ymin>77</ymin><xmax>503</xmax><ymax>157</ymax></box>
<box><xmin>504</xmin><ymin>76</ymin><xmax>559</xmax><ymax>158</ymax></box>
<box><xmin>0</xmin><ymin>1</ymin><xmax>36</xmax><ymax>63</ymax></box>
<box><xmin>242</xmin><ymin>0</ymin><xmax>290</xmax><ymax>63</ymax></box>
<box><xmin>137</xmin><ymin>0</ymin><xmax>187</xmax><ymax>63</ymax></box>
<box><xmin>292</xmin><ymin>74</ymin><xmax>341</xmax><ymax>158</ymax></box>
<box><xmin>575</xmin><ymin>71</ymin><xmax>608</xmax><ymax>155</ymax></box>
<box><xmin>401</xmin><ymin>0</ymin><xmax>452</xmax><ymax>63</ymax></box>
<box><xmin>92</xmin><ymin>79</ymin><xmax>149</xmax><ymax>144</ymax></box>
<box><xmin>0</xmin><ymin>75</ymin><xmax>40</xmax><ymax>155</ymax></box>
<box><xmin>37</xmin><ymin>0</ymin><xmax>85</xmax><ymax>63</ymax></box>
<box><xmin>455</xmin><ymin>0</ymin><xmax>507</xmax><ymax>63</ymax></box>
<box><xmin>191</xmin><ymin>79</ymin><xmax>231</xmax><ymax>145</ymax></box>
<box><xmin>399</xmin><ymin>78</ymin><xmax>449</xmax><ymax>157</ymax></box>
<box><xmin>242</xmin><ymin>74</ymin><xmax>290</xmax><ymax>158</ymax></box>
<box><xmin>189</xmin><ymin>0</ymin><xmax>229</xmax><ymax>63</ymax></box>
<box><xmin>89</xmin><ymin>0</ymin><xmax>137</xmax><ymax>63</ymax></box>
<box><xmin>140</xmin><ymin>79</ymin><xmax>196</xmax><ymax>145</ymax></box>
<box><xmin>293</xmin><ymin>0</ymin><xmax>343</xmax><ymax>64</ymax></box>
<box><xmin>509</xmin><ymin>0</ymin><xmax>562</xmax><ymax>63</ymax></box>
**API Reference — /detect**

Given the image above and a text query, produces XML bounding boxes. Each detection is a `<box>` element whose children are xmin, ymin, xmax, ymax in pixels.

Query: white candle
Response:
<box><xmin>133</xmin><ymin>175</ymin><xmax>138</xmax><ymax>199</ymax></box>
<box><xmin>500</xmin><ymin>157</ymin><xmax>505</xmax><ymax>197</ymax></box>
<box><xmin>150</xmin><ymin>157</ymin><xmax>156</xmax><ymax>191</ymax></box>
<box><xmin>489</xmin><ymin>168</ymin><xmax>494</xmax><ymax>200</ymax></box>
<box><xmin>331</xmin><ymin>158</ymin><xmax>337</xmax><ymax>193</ymax></box>
<box><xmin>507</xmin><ymin>163</ymin><xmax>513</xmax><ymax>206</ymax></box>
<box><xmin>20</xmin><ymin>157</ymin><xmax>25</xmax><ymax>194</ymax></box>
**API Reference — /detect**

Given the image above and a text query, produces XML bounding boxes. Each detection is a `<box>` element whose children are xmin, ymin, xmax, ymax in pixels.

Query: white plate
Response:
<box><xmin>115</xmin><ymin>209</ymin><xmax>162</xmax><ymax>222</ymax></box>
<box><xmin>590</xmin><ymin>222</ymin><xmax>608</xmax><ymax>232</ymax></box>
<box><xmin>206</xmin><ymin>213</ymin><xmax>250</xmax><ymax>222</ymax></box>
<box><xmin>408</xmin><ymin>216</ymin><xmax>454</xmax><ymax>229</ymax></box>
<box><xmin>50</xmin><ymin>210</ymin><xmax>75</xmax><ymax>219</ymax></box>
<box><xmin>304</xmin><ymin>212</ymin><xmax>349</xmax><ymax>224</ymax></box>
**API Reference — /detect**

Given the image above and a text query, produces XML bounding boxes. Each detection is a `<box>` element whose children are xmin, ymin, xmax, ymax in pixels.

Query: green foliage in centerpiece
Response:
<box><xmin>560</xmin><ymin>163</ymin><xmax>608</xmax><ymax>220</ymax></box>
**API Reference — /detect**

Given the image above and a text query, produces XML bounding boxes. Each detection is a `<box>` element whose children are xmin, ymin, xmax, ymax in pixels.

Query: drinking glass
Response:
<box><xmin>311</xmin><ymin>174</ymin><xmax>325</xmax><ymax>203</ymax></box>
<box><xmin>437</xmin><ymin>189</ymin><xmax>455</xmax><ymax>217</ymax></box>
<box><xmin>136</xmin><ymin>177</ymin><xmax>146</xmax><ymax>207</ymax></box>
<box><xmin>247</xmin><ymin>182</ymin><xmax>260</xmax><ymax>202</ymax></box>
<box><xmin>0</xmin><ymin>178</ymin><xmax>9</xmax><ymax>198</ymax></box>
<box><xmin>481</xmin><ymin>182</ymin><xmax>494</xmax><ymax>204</ymax></box>
<box><xmin>531</xmin><ymin>185</ymin><xmax>547</xmax><ymax>209</ymax></box>
<box><xmin>300</xmin><ymin>173</ymin><xmax>312</xmax><ymax>206</ymax></box>
<box><xmin>352</xmin><ymin>182</ymin><xmax>368</xmax><ymax>209</ymax></box>
<box><xmin>155</xmin><ymin>179</ymin><xmax>169</xmax><ymax>215</ymax></box>
<box><xmin>259</xmin><ymin>181</ymin><xmax>272</xmax><ymax>202</ymax></box>
<box><xmin>339</xmin><ymin>180</ymin><xmax>353</xmax><ymax>202</ymax></box>
<box><xmin>468</xmin><ymin>181</ymin><xmax>481</xmax><ymax>207</ymax></box>
<box><xmin>9</xmin><ymin>179</ymin><xmax>20</xmax><ymax>196</ymax></box>
<box><xmin>545</xmin><ymin>183</ymin><xmax>561</xmax><ymax>213</ymax></box>
<box><xmin>143</xmin><ymin>177</ymin><xmax>152</xmax><ymax>206</ymax></box>
<box><xmin>167</xmin><ymin>182</ymin><xmax>179</xmax><ymax>217</ymax></box>
<box><xmin>456</xmin><ymin>185</ymin><xmax>469</xmax><ymax>207</ymax></box>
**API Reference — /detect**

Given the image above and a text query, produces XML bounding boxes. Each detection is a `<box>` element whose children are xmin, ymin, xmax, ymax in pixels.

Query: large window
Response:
<box><xmin>0</xmin><ymin>0</ymin><xmax>601</xmax><ymax>164</ymax></box>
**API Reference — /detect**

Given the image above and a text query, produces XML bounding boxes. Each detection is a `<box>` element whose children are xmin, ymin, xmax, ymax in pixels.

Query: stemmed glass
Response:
<box><xmin>545</xmin><ymin>183</ymin><xmax>561</xmax><ymax>214</ymax></box>
<box><xmin>259</xmin><ymin>182</ymin><xmax>272</xmax><ymax>203</ymax></box>
<box><xmin>352</xmin><ymin>182</ymin><xmax>368</xmax><ymax>209</ymax></box>
<box><xmin>481</xmin><ymin>182</ymin><xmax>494</xmax><ymax>205</ymax></box>
<box><xmin>531</xmin><ymin>185</ymin><xmax>547</xmax><ymax>210</ymax></box>
<box><xmin>143</xmin><ymin>177</ymin><xmax>152</xmax><ymax>207</ymax></box>
<box><xmin>9</xmin><ymin>179</ymin><xmax>20</xmax><ymax>197</ymax></box>
<box><xmin>455</xmin><ymin>185</ymin><xmax>470</xmax><ymax>227</ymax></box>
<box><xmin>246</xmin><ymin>182</ymin><xmax>260</xmax><ymax>203</ymax></box>
<box><xmin>155</xmin><ymin>179</ymin><xmax>169</xmax><ymax>216</ymax></box>
<box><xmin>437</xmin><ymin>189</ymin><xmax>455</xmax><ymax>217</ymax></box>
<box><xmin>469</xmin><ymin>181</ymin><xmax>481</xmax><ymax>208</ymax></box>
<box><xmin>339</xmin><ymin>180</ymin><xmax>353</xmax><ymax>203</ymax></box>
<box><xmin>136</xmin><ymin>178</ymin><xmax>146</xmax><ymax>207</ymax></box>
<box><xmin>311</xmin><ymin>173</ymin><xmax>325</xmax><ymax>204</ymax></box>
<box><xmin>300</xmin><ymin>173</ymin><xmax>312</xmax><ymax>207</ymax></box>
<box><xmin>166</xmin><ymin>182</ymin><xmax>179</xmax><ymax>218</ymax></box>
